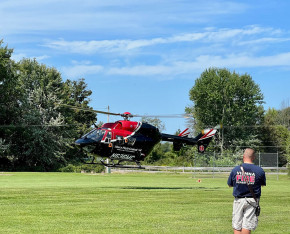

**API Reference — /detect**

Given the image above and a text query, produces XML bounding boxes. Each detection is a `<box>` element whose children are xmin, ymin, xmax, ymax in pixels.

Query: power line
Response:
<box><xmin>0</xmin><ymin>124</ymin><xmax>288</xmax><ymax>129</ymax></box>
<box><xmin>221</xmin><ymin>125</ymin><xmax>289</xmax><ymax>128</ymax></box>
<box><xmin>0</xmin><ymin>124</ymin><xmax>89</xmax><ymax>128</ymax></box>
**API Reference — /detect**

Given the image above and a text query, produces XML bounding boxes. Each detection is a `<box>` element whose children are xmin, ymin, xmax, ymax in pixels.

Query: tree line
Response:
<box><xmin>1</xmin><ymin>40</ymin><xmax>289</xmax><ymax>171</ymax></box>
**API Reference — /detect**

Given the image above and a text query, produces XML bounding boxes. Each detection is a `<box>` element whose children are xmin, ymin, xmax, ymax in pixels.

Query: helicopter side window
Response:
<box><xmin>127</xmin><ymin>137</ymin><xmax>136</xmax><ymax>146</ymax></box>
<box><xmin>105</xmin><ymin>131</ymin><xmax>112</xmax><ymax>143</ymax></box>
<box><xmin>116</xmin><ymin>135</ymin><xmax>123</xmax><ymax>140</ymax></box>
<box><xmin>81</xmin><ymin>129</ymin><xmax>95</xmax><ymax>139</ymax></box>
<box><xmin>116</xmin><ymin>135</ymin><xmax>124</xmax><ymax>144</ymax></box>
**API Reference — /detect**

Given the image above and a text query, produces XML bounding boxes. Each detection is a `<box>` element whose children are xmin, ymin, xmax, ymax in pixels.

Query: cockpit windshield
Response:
<box><xmin>82</xmin><ymin>129</ymin><xmax>105</xmax><ymax>141</ymax></box>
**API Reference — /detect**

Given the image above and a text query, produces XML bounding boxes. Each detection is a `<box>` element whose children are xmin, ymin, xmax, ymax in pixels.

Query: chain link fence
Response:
<box><xmin>191</xmin><ymin>151</ymin><xmax>281</xmax><ymax>167</ymax></box>
<box><xmin>111</xmin><ymin>150</ymin><xmax>286</xmax><ymax>180</ymax></box>
<box><xmin>191</xmin><ymin>151</ymin><xmax>283</xmax><ymax>179</ymax></box>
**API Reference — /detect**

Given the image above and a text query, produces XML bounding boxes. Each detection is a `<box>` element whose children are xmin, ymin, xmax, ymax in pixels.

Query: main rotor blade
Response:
<box><xmin>133</xmin><ymin>114</ymin><xmax>193</xmax><ymax>119</ymax></box>
<box><xmin>56</xmin><ymin>103</ymin><xmax>121</xmax><ymax>116</ymax></box>
<box><xmin>56</xmin><ymin>103</ymin><xmax>194</xmax><ymax>119</ymax></box>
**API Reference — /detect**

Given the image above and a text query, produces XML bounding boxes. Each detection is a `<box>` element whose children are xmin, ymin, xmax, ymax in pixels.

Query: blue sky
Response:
<box><xmin>1</xmin><ymin>0</ymin><xmax>290</xmax><ymax>134</ymax></box>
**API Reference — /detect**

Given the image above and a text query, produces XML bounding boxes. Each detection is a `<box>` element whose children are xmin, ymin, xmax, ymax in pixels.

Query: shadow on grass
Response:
<box><xmin>120</xmin><ymin>186</ymin><xmax>221</xmax><ymax>190</ymax></box>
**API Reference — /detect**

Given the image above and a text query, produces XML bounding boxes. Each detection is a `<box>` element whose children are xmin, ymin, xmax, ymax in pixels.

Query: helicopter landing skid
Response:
<box><xmin>81</xmin><ymin>157</ymin><xmax>145</xmax><ymax>169</ymax></box>
<box><xmin>100</xmin><ymin>160</ymin><xmax>145</xmax><ymax>169</ymax></box>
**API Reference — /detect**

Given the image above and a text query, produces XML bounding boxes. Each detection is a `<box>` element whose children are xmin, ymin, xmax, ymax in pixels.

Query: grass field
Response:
<box><xmin>0</xmin><ymin>172</ymin><xmax>289</xmax><ymax>233</ymax></box>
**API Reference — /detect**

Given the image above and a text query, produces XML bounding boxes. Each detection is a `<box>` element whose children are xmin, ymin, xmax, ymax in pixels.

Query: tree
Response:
<box><xmin>14</xmin><ymin>59</ymin><xmax>97</xmax><ymax>170</ymax></box>
<box><xmin>187</xmin><ymin>68</ymin><xmax>264</xmax><ymax>152</ymax></box>
<box><xmin>59</xmin><ymin>79</ymin><xmax>97</xmax><ymax>163</ymax></box>
<box><xmin>0</xmin><ymin>40</ymin><xmax>21</xmax><ymax>169</ymax></box>
<box><xmin>277</xmin><ymin>99</ymin><xmax>290</xmax><ymax>129</ymax></box>
<box><xmin>262</xmin><ymin>107</ymin><xmax>290</xmax><ymax>166</ymax></box>
<box><xmin>0</xmin><ymin>40</ymin><xmax>97</xmax><ymax>170</ymax></box>
<box><xmin>0</xmin><ymin>40</ymin><xmax>21</xmax><ymax>125</ymax></box>
<box><xmin>6</xmin><ymin>59</ymin><xmax>70</xmax><ymax>170</ymax></box>
<box><xmin>61</xmin><ymin>79</ymin><xmax>96</xmax><ymax>134</ymax></box>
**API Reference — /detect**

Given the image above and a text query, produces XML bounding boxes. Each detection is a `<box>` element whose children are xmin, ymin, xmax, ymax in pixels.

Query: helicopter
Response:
<box><xmin>65</xmin><ymin>105</ymin><xmax>220</xmax><ymax>169</ymax></box>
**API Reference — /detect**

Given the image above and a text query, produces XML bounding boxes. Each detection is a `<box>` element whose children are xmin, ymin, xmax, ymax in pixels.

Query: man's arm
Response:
<box><xmin>227</xmin><ymin>171</ymin><xmax>234</xmax><ymax>187</ymax></box>
<box><xmin>261</xmin><ymin>171</ymin><xmax>266</xmax><ymax>186</ymax></box>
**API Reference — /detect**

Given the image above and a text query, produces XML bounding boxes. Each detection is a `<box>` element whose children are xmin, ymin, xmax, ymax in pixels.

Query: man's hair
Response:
<box><xmin>244</xmin><ymin>148</ymin><xmax>256</xmax><ymax>161</ymax></box>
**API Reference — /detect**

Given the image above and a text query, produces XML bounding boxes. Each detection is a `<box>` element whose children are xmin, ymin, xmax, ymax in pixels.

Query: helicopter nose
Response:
<box><xmin>75</xmin><ymin>138</ymin><xmax>96</xmax><ymax>147</ymax></box>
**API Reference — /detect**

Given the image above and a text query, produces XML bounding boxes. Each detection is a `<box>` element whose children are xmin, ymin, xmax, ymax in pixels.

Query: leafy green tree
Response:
<box><xmin>59</xmin><ymin>79</ymin><xmax>97</xmax><ymax>163</ymax></box>
<box><xmin>15</xmin><ymin>59</ymin><xmax>97</xmax><ymax>170</ymax></box>
<box><xmin>286</xmin><ymin>134</ymin><xmax>290</xmax><ymax>166</ymax></box>
<box><xmin>276</xmin><ymin>101</ymin><xmax>290</xmax><ymax>129</ymax></box>
<box><xmin>0</xmin><ymin>40</ymin><xmax>21</xmax><ymax>124</ymax></box>
<box><xmin>0</xmin><ymin>40</ymin><xmax>22</xmax><ymax>169</ymax></box>
<box><xmin>0</xmin><ymin>40</ymin><xmax>97</xmax><ymax>170</ymax></box>
<box><xmin>61</xmin><ymin>79</ymin><xmax>96</xmax><ymax>133</ymax></box>
<box><xmin>187</xmin><ymin>68</ymin><xmax>264</xmax><ymax>152</ymax></box>
<box><xmin>145</xmin><ymin>142</ymin><xmax>174</xmax><ymax>164</ymax></box>
<box><xmin>262</xmin><ymin>107</ymin><xmax>290</xmax><ymax>166</ymax></box>
<box><xmin>7</xmin><ymin>59</ymin><xmax>69</xmax><ymax>170</ymax></box>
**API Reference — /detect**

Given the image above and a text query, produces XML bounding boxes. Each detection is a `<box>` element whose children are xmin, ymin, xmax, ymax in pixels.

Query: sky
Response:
<box><xmin>1</xmin><ymin>0</ymin><xmax>290</xmax><ymax>134</ymax></box>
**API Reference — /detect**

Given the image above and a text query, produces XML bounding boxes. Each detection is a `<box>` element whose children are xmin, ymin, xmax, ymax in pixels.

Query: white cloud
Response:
<box><xmin>187</xmin><ymin>53</ymin><xmax>290</xmax><ymax>70</ymax></box>
<box><xmin>108</xmin><ymin>65</ymin><xmax>175</xmax><ymax>76</ymax></box>
<box><xmin>0</xmin><ymin>0</ymin><xmax>247</xmax><ymax>35</ymax></box>
<box><xmin>60</xmin><ymin>52</ymin><xmax>290</xmax><ymax>79</ymax></box>
<box><xmin>11</xmin><ymin>53</ymin><xmax>49</xmax><ymax>62</ymax></box>
<box><xmin>11</xmin><ymin>53</ymin><xmax>27</xmax><ymax>62</ymax></box>
<box><xmin>237</xmin><ymin>37</ymin><xmax>290</xmax><ymax>46</ymax></box>
<box><xmin>61</xmin><ymin>64</ymin><xmax>103</xmax><ymax>79</ymax></box>
<box><xmin>44</xmin><ymin>26</ymin><xmax>278</xmax><ymax>54</ymax></box>
<box><xmin>34</xmin><ymin>55</ymin><xmax>50</xmax><ymax>61</ymax></box>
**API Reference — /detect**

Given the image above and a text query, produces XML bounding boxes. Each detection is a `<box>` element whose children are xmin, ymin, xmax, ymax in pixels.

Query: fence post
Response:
<box><xmin>106</xmin><ymin>159</ymin><xmax>111</xmax><ymax>174</ymax></box>
<box><xmin>193</xmin><ymin>152</ymin><xmax>196</xmax><ymax>179</ymax></box>
<box><xmin>277</xmin><ymin>150</ymin><xmax>279</xmax><ymax>181</ymax></box>
<box><xmin>212</xmin><ymin>151</ymin><xmax>215</xmax><ymax>179</ymax></box>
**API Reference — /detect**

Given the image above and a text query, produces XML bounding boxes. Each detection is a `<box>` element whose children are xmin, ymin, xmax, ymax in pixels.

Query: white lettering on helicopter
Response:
<box><xmin>111</xmin><ymin>153</ymin><xmax>135</xmax><ymax>160</ymax></box>
<box><xmin>114</xmin><ymin>146</ymin><xmax>141</xmax><ymax>152</ymax></box>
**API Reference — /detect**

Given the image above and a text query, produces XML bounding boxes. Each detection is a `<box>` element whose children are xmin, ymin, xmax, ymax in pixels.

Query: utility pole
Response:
<box><xmin>277</xmin><ymin>149</ymin><xmax>279</xmax><ymax>181</ymax></box>
<box><xmin>107</xmin><ymin>105</ymin><xmax>110</xmax><ymax>123</ymax></box>
<box><xmin>106</xmin><ymin>105</ymin><xmax>111</xmax><ymax>174</ymax></box>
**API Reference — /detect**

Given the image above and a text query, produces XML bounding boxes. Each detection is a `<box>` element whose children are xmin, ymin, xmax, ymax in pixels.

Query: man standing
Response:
<box><xmin>228</xmin><ymin>148</ymin><xmax>266</xmax><ymax>234</ymax></box>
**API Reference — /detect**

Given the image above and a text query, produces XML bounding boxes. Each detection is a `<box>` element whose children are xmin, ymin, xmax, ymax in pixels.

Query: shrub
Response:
<box><xmin>77</xmin><ymin>164</ymin><xmax>105</xmax><ymax>173</ymax></box>
<box><xmin>59</xmin><ymin>164</ymin><xmax>76</xmax><ymax>172</ymax></box>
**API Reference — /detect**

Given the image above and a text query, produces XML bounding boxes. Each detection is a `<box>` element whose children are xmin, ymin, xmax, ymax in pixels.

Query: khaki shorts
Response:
<box><xmin>232</xmin><ymin>198</ymin><xmax>259</xmax><ymax>231</ymax></box>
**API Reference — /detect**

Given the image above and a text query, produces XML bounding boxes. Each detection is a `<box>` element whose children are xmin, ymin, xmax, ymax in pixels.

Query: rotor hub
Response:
<box><xmin>121</xmin><ymin>112</ymin><xmax>133</xmax><ymax>120</ymax></box>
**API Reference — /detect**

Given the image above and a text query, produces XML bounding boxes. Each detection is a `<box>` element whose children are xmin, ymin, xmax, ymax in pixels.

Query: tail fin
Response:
<box><xmin>173</xmin><ymin>128</ymin><xmax>190</xmax><ymax>151</ymax></box>
<box><xmin>197</xmin><ymin>125</ymin><xmax>220</xmax><ymax>153</ymax></box>
<box><xmin>178</xmin><ymin>128</ymin><xmax>190</xmax><ymax>137</ymax></box>
<box><xmin>197</xmin><ymin>138</ymin><xmax>213</xmax><ymax>153</ymax></box>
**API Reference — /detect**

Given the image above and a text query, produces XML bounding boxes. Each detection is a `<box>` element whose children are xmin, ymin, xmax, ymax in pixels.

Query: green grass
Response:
<box><xmin>0</xmin><ymin>172</ymin><xmax>289</xmax><ymax>233</ymax></box>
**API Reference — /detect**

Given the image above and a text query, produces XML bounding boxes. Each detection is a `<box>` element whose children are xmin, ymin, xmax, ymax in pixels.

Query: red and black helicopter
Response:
<box><xmin>66</xmin><ymin>105</ymin><xmax>220</xmax><ymax>169</ymax></box>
